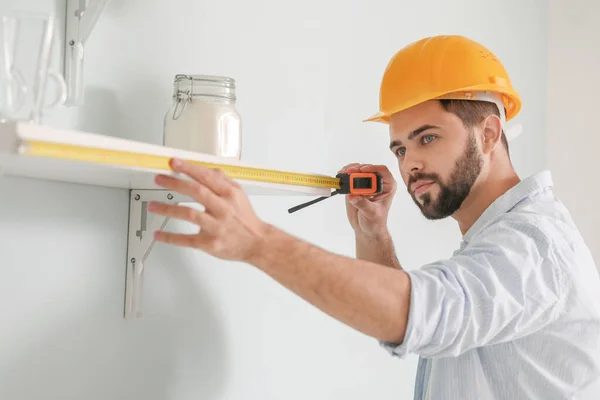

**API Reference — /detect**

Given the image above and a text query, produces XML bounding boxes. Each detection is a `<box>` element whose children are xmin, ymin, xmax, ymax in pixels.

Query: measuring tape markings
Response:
<box><xmin>20</xmin><ymin>139</ymin><xmax>343</xmax><ymax>190</ymax></box>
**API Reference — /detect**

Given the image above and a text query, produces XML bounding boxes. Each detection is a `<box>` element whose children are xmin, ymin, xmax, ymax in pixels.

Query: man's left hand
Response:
<box><xmin>147</xmin><ymin>158</ymin><xmax>268</xmax><ymax>262</ymax></box>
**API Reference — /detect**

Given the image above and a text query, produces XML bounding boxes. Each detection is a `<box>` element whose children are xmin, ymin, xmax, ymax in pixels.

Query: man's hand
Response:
<box><xmin>148</xmin><ymin>158</ymin><xmax>268</xmax><ymax>262</ymax></box>
<box><xmin>338</xmin><ymin>163</ymin><xmax>397</xmax><ymax>239</ymax></box>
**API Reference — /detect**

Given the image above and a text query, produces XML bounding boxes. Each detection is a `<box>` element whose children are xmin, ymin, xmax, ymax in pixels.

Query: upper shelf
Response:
<box><xmin>0</xmin><ymin>121</ymin><xmax>333</xmax><ymax>197</ymax></box>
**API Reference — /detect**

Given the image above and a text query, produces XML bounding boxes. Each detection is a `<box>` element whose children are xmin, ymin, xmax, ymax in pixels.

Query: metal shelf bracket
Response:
<box><xmin>63</xmin><ymin>0</ymin><xmax>111</xmax><ymax>106</ymax></box>
<box><xmin>124</xmin><ymin>189</ymin><xmax>186</xmax><ymax>320</ymax></box>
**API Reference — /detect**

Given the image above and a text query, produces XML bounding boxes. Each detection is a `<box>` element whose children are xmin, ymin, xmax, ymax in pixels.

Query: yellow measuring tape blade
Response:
<box><xmin>21</xmin><ymin>139</ymin><xmax>342</xmax><ymax>190</ymax></box>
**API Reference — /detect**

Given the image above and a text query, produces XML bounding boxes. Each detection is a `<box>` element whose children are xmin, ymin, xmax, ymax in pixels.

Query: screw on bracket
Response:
<box><xmin>74</xmin><ymin>0</ymin><xmax>87</xmax><ymax>18</ymax></box>
<box><xmin>135</xmin><ymin>194</ymin><xmax>140</xmax><ymax>200</ymax></box>
<box><xmin>167</xmin><ymin>193</ymin><xmax>174</xmax><ymax>200</ymax></box>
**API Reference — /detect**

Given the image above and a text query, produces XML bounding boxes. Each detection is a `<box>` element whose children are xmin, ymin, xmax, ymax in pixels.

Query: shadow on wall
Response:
<box><xmin>74</xmin><ymin>85</ymin><xmax>122</xmax><ymax>139</ymax></box>
<box><xmin>0</xmin><ymin>242</ymin><xmax>231</xmax><ymax>400</ymax></box>
<box><xmin>75</xmin><ymin>80</ymin><xmax>171</xmax><ymax>145</ymax></box>
<box><xmin>0</xmin><ymin>178</ymin><xmax>230</xmax><ymax>400</ymax></box>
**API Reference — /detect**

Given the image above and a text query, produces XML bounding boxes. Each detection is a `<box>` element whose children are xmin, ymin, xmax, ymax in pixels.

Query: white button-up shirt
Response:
<box><xmin>382</xmin><ymin>171</ymin><xmax>600</xmax><ymax>399</ymax></box>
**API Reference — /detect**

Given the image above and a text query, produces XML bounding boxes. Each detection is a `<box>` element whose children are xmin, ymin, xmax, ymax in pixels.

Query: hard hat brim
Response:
<box><xmin>362</xmin><ymin>111</ymin><xmax>389</xmax><ymax>123</ymax></box>
<box><xmin>363</xmin><ymin>88</ymin><xmax>521</xmax><ymax>125</ymax></box>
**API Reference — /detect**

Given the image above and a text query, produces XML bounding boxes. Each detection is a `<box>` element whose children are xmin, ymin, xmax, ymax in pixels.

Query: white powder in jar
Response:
<box><xmin>163</xmin><ymin>98</ymin><xmax>241</xmax><ymax>159</ymax></box>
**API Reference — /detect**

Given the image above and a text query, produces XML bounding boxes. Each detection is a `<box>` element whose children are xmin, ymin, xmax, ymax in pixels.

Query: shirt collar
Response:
<box><xmin>462</xmin><ymin>170</ymin><xmax>554</xmax><ymax>243</ymax></box>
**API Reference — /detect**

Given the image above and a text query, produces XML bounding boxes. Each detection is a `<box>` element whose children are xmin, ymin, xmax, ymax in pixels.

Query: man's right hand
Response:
<box><xmin>337</xmin><ymin>163</ymin><xmax>397</xmax><ymax>239</ymax></box>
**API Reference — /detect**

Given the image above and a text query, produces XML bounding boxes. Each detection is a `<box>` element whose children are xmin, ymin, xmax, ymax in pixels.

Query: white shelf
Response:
<box><xmin>0</xmin><ymin>121</ymin><xmax>332</xmax><ymax>196</ymax></box>
<box><xmin>0</xmin><ymin>120</ymin><xmax>333</xmax><ymax>320</ymax></box>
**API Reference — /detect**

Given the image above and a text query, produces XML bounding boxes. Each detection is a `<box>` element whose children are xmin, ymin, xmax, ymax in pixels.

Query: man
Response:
<box><xmin>147</xmin><ymin>35</ymin><xmax>600</xmax><ymax>399</ymax></box>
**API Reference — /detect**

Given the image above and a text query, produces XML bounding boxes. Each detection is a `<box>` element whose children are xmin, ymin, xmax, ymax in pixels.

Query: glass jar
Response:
<box><xmin>163</xmin><ymin>74</ymin><xmax>242</xmax><ymax>159</ymax></box>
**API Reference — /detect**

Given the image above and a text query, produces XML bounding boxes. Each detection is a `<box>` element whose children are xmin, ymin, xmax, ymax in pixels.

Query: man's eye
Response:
<box><xmin>423</xmin><ymin>134</ymin><xmax>436</xmax><ymax>144</ymax></box>
<box><xmin>396</xmin><ymin>147</ymin><xmax>406</xmax><ymax>157</ymax></box>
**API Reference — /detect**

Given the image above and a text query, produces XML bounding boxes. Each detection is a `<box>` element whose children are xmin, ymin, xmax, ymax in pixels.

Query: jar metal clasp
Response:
<box><xmin>172</xmin><ymin>74</ymin><xmax>194</xmax><ymax>120</ymax></box>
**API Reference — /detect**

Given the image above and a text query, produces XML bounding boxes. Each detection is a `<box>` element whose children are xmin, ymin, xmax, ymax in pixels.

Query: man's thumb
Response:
<box><xmin>348</xmin><ymin>196</ymin><xmax>377</xmax><ymax>214</ymax></box>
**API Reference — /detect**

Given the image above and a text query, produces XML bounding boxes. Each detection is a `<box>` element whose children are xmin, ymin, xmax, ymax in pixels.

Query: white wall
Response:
<box><xmin>547</xmin><ymin>0</ymin><xmax>600</xmax><ymax>266</ymax></box>
<box><xmin>0</xmin><ymin>1</ymin><xmax>548</xmax><ymax>399</ymax></box>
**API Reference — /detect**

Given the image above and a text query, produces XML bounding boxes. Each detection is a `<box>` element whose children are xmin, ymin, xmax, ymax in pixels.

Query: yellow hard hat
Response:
<box><xmin>364</xmin><ymin>35</ymin><xmax>522</xmax><ymax>127</ymax></box>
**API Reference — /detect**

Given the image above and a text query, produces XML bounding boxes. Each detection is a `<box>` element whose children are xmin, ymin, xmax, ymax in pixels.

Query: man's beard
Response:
<box><xmin>409</xmin><ymin>132</ymin><xmax>483</xmax><ymax>220</ymax></box>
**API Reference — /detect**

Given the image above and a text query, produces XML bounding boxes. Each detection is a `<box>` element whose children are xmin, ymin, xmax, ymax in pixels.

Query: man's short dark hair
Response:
<box><xmin>439</xmin><ymin>99</ymin><xmax>509</xmax><ymax>155</ymax></box>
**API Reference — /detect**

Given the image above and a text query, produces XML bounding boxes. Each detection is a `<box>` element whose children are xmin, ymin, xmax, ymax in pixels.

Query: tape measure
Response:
<box><xmin>288</xmin><ymin>172</ymin><xmax>383</xmax><ymax>213</ymax></box>
<box><xmin>336</xmin><ymin>172</ymin><xmax>383</xmax><ymax>195</ymax></box>
<box><xmin>20</xmin><ymin>139</ymin><xmax>342</xmax><ymax>189</ymax></box>
<box><xmin>19</xmin><ymin>139</ymin><xmax>383</xmax><ymax>202</ymax></box>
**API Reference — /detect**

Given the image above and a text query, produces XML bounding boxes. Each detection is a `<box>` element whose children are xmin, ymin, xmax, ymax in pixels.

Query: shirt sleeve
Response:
<box><xmin>380</xmin><ymin>218</ymin><xmax>565</xmax><ymax>359</ymax></box>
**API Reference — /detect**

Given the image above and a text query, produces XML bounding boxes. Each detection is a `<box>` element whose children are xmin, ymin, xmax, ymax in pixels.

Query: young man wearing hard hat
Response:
<box><xmin>148</xmin><ymin>35</ymin><xmax>600</xmax><ymax>399</ymax></box>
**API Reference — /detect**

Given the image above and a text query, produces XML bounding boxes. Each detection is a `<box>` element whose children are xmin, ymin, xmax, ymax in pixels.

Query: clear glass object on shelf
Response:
<box><xmin>163</xmin><ymin>74</ymin><xmax>242</xmax><ymax>160</ymax></box>
<box><xmin>0</xmin><ymin>11</ymin><xmax>66</xmax><ymax>123</ymax></box>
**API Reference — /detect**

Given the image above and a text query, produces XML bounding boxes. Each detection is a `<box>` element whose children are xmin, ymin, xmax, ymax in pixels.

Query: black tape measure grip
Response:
<box><xmin>288</xmin><ymin>172</ymin><xmax>383</xmax><ymax>213</ymax></box>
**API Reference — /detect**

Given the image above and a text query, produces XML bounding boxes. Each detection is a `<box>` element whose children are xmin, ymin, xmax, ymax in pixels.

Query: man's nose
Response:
<box><xmin>401</xmin><ymin>151</ymin><xmax>424</xmax><ymax>175</ymax></box>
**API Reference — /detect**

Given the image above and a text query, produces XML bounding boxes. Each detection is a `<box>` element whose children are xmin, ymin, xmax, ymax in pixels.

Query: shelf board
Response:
<box><xmin>0</xmin><ymin>120</ymin><xmax>333</xmax><ymax>197</ymax></box>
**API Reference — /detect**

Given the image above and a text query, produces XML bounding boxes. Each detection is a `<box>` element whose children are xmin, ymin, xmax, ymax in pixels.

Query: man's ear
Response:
<box><xmin>481</xmin><ymin>114</ymin><xmax>503</xmax><ymax>154</ymax></box>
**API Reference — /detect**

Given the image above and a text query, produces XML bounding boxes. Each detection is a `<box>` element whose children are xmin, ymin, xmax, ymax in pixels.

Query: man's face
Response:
<box><xmin>389</xmin><ymin>101</ymin><xmax>484</xmax><ymax>220</ymax></box>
